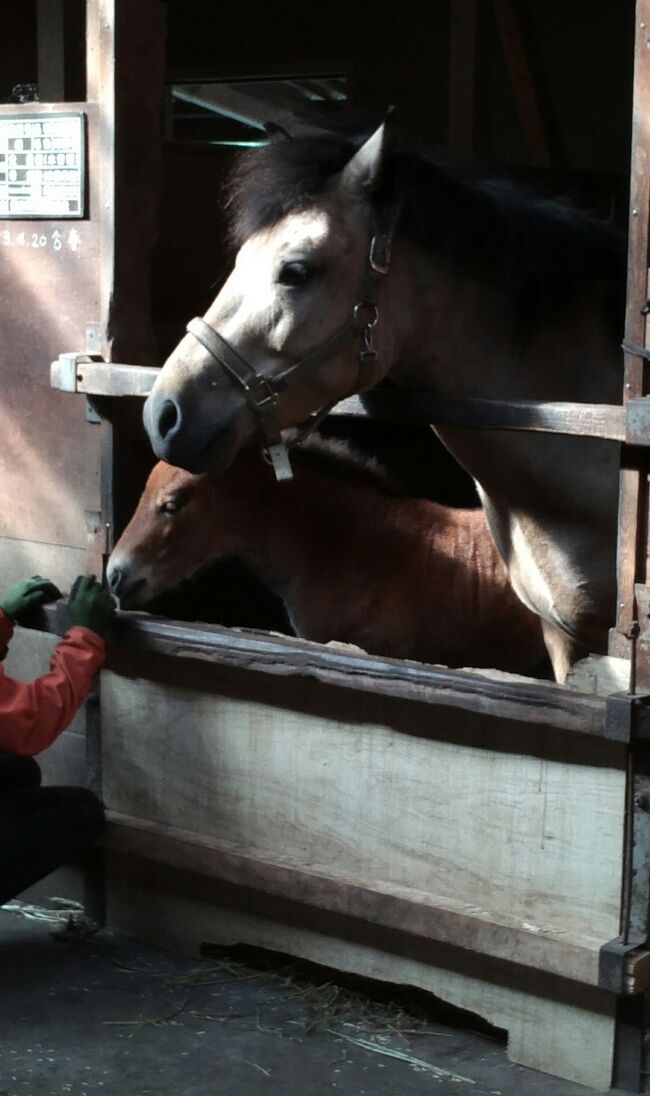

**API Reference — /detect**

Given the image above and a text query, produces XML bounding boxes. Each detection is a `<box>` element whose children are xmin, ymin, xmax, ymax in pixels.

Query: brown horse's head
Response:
<box><xmin>106</xmin><ymin>462</ymin><xmax>220</xmax><ymax>607</ymax></box>
<box><xmin>143</xmin><ymin>123</ymin><xmax>400</xmax><ymax>473</ymax></box>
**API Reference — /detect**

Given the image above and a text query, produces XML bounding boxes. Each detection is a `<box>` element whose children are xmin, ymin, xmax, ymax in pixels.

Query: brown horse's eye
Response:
<box><xmin>278</xmin><ymin>260</ymin><xmax>312</xmax><ymax>287</ymax></box>
<box><xmin>157</xmin><ymin>498</ymin><xmax>184</xmax><ymax>516</ymax></box>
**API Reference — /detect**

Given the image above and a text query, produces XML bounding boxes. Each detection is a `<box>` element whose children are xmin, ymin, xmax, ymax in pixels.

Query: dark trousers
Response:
<box><xmin>0</xmin><ymin>753</ymin><xmax>105</xmax><ymax>907</ymax></box>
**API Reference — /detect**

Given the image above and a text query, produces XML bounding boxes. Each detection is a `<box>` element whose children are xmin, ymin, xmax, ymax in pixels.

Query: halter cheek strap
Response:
<box><xmin>185</xmin><ymin>200</ymin><xmax>400</xmax><ymax>481</ymax></box>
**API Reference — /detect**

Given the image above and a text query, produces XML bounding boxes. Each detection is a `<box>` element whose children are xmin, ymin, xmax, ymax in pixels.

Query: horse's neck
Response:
<box><xmin>391</xmin><ymin>244</ymin><xmax>621</xmax><ymax>401</ymax></box>
<box><xmin>388</xmin><ymin>247</ymin><xmax>622</xmax><ymax>504</ymax></box>
<box><xmin>220</xmin><ymin>456</ymin><xmax>387</xmax><ymax>603</ymax></box>
<box><xmin>388</xmin><ymin>248</ymin><xmax>622</xmax><ymax>650</ymax></box>
<box><xmin>226</xmin><ymin>455</ymin><xmax>515</xmax><ymax>625</ymax></box>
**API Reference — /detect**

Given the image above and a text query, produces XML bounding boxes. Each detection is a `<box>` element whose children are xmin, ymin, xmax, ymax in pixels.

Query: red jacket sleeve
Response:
<box><xmin>0</xmin><ymin>610</ymin><xmax>106</xmax><ymax>756</ymax></box>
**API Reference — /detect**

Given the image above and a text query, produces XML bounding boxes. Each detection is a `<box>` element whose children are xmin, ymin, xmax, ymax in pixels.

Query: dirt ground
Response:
<box><xmin>0</xmin><ymin>900</ymin><xmax>605</xmax><ymax>1096</ymax></box>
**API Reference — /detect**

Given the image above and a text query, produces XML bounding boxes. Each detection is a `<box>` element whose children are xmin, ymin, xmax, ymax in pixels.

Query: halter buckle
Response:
<box><xmin>244</xmin><ymin>374</ymin><xmax>280</xmax><ymax>411</ymax></box>
<box><xmin>369</xmin><ymin>231</ymin><xmax>392</xmax><ymax>274</ymax></box>
<box><xmin>353</xmin><ymin>301</ymin><xmax>379</xmax><ymax>330</ymax></box>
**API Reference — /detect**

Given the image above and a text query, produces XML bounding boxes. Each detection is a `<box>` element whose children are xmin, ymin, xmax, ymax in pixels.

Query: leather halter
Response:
<box><xmin>185</xmin><ymin>201</ymin><xmax>400</xmax><ymax>480</ymax></box>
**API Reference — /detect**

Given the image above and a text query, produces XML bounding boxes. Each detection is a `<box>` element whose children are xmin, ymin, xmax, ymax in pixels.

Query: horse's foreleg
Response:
<box><xmin>540</xmin><ymin>619</ymin><xmax>588</xmax><ymax>683</ymax></box>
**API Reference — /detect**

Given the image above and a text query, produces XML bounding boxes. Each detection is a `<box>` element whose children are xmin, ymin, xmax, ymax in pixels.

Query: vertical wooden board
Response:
<box><xmin>0</xmin><ymin>537</ymin><xmax>87</xmax><ymax>597</ymax></box>
<box><xmin>100</xmin><ymin>669</ymin><xmax>626</xmax><ymax>942</ymax></box>
<box><xmin>105</xmin><ymin>875</ymin><xmax>617</xmax><ymax>1091</ymax></box>
<box><xmin>0</xmin><ymin>101</ymin><xmax>103</xmax><ymax>550</ymax></box>
<box><xmin>615</xmin><ymin>1</ymin><xmax>650</xmax><ymax>648</ymax></box>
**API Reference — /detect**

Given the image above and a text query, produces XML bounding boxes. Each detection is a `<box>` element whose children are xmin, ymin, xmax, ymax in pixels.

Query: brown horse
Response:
<box><xmin>142</xmin><ymin>124</ymin><xmax>625</xmax><ymax>679</ymax></box>
<box><xmin>107</xmin><ymin>437</ymin><xmax>547</xmax><ymax>675</ymax></box>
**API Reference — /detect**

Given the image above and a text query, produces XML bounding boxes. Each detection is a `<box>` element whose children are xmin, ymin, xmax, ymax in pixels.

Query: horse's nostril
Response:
<box><xmin>107</xmin><ymin>565</ymin><xmax>122</xmax><ymax>592</ymax></box>
<box><xmin>158</xmin><ymin>399</ymin><xmax>180</xmax><ymax>440</ymax></box>
<box><xmin>106</xmin><ymin>565</ymin><xmax>147</xmax><ymax>605</ymax></box>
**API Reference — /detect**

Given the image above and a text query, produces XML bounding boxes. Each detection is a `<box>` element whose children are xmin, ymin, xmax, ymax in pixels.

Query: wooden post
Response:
<box><xmin>82</xmin><ymin>0</ymin><xmax>165</xmax><ymax>917</ymax></box>
<box><xmin>37</xmin><ymin>0</ymin><xmax>65</xmax><ymax>102</ymax></box>
<box><xmin>610</xmin><ymin>0</ymin><xmax>650</xmax><ymax>685</ymax></box>
<box><xmin>491</xmin><ymin>0</ymin><xmax>551</xmax><ymax>167</ymax></box>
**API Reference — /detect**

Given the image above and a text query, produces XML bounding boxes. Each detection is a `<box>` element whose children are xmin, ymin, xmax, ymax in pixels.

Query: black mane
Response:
<box><xmin>226</xmin><ymin>134</ymin><xmax>626</xmax><ymax>340</ymax></box>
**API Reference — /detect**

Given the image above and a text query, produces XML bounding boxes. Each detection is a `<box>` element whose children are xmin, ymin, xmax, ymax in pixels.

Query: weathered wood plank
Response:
<box><xmin>100</xmin><ymin>665</ymin><xmax>625</xmax><ymax>952</ymax></box>
<box><xmin>106</xmin><ymin>813</ymin><xmax>626</xmax><ymax>988</ymax></box>
<box><xmin>614</xmin><ymin>1</ymin><xmax>650</xmax><ymax>655</ymax></box>
<box><xmin>341</xmin><ymin>392</ymin><xmax>627</xmax><ymax>442</ymax></box>
<box><xmin>56</xmin><ymin>361</ymin><xmax>630</xmax><ymax>441</ymax></box>
<box><xmin>32</xmin><ymin>603</ymin><xmax>610</xmax><ymax>739</ymax></box>
<box><xmin>566</xmin><ymin>654</ymin><xmax>631</xmax><ymax>696</ymax></box>
<box><xmin>50</xmin><ymin>358</ymin><xmax>161</xmax><ymax>397</ymax></box>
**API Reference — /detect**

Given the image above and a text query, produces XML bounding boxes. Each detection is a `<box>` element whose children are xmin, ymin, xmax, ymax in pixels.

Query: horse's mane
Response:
<box><xmin>284</xmin><ymin>431</ymin><xmax>405</xmax><ymax>497</ymax></box>
<box><xmin>226</xmin><ymin>134</ymin><xmax>626</xmax><ymax>340</ymax></box>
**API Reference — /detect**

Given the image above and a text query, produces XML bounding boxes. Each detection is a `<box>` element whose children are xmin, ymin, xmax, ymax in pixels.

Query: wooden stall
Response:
<box><xmin>2</xmin><ymin>1</ymin><xmax>650</xmax><ymax>1090</ymax></box>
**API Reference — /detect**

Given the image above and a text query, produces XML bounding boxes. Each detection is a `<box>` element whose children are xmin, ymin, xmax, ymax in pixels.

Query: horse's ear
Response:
<box><xmin>338</xmin><ymin>110</ymin><xmax>394</xmax><ymax>195</ymax></box>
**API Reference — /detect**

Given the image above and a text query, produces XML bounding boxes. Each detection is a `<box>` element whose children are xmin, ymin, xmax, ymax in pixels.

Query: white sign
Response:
<box><xmin>0</xmin><ymin>112</ymin><xmax>85</xmax><ymax>219</ymax></box>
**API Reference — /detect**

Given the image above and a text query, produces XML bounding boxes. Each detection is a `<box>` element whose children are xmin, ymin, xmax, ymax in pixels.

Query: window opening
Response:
<box><xmin>169</xmin><ymin>74</ymin><xmax>349</xmax><ymax>146</ymax></box>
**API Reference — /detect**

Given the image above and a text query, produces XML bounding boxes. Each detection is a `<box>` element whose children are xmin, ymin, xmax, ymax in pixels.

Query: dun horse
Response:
<box><xmin>107</xmin><ymin>438</ymin><xmax>546</xmax><ymax>675</ymax></box>
<box><xmin>143</xmin><ymin>124</ymin><xmax>625</xmax><ymax>679</ymax></box>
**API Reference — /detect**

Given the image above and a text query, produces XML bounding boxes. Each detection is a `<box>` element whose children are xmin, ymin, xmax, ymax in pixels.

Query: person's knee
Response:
<box><xmin>20</xmin><ymin>756</ymin><xmax>42</xmax><ymax>789</ymax></box>
<box><xmin>0</xmin><ymin>752</ymin><xmax>41</xmax><ymax>790</ymax></box>
<box><xmin>74</xmin><ymin>788</ymin><xmax>105</xmax><ymax>842</ymax></box>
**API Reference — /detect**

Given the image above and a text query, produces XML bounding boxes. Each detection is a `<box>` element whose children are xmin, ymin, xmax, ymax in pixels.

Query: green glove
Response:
<box><xmin>68</xmin><ymin>574</ymin><xmax>116</xmax><ymax>638</ymax></box>
<box><xmin>1</xmin><ymin>575</ymin><xmax>63</xmax><ymax>622</ymax></box>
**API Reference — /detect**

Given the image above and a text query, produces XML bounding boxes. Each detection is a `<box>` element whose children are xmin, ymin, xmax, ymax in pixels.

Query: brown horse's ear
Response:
<box><xmin>338</xmin><ymin>108</ymin><xmax>395</xmax><ymax>195</ymax></box>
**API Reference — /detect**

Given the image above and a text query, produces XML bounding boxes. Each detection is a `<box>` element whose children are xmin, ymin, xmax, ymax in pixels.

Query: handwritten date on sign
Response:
<box><xmin>1</xmin><ymin>228</ymin><xmax>81</xmax><ymax>252</ymax></box>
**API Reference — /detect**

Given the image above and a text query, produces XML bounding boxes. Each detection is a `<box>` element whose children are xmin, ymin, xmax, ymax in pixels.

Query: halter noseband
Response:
<box><xmin>185</xmin><ymin>201</ymin><xmax>400</xmax><ymax>481</ymax></box>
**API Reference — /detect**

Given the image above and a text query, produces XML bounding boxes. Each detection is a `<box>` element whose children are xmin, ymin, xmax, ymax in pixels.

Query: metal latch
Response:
<box><xmin>50</xmin><ymin>351</ymin><xmax>105</xmax><ymax>393</ymax></box>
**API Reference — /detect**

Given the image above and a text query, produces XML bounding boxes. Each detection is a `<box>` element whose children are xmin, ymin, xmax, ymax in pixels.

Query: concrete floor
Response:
<box><xmin>0</xmin><ymin>904</ymin><xmax>609</xmax><ymax>1096</ymax></box>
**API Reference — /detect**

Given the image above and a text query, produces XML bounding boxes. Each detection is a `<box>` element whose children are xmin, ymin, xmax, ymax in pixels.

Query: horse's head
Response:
<box><xmin>143</xmin><ymin>122</ymin><xmax>400</xmax><ymax>473</ymax></box>
<box><xmin>106</xmin><ymin>462</ymin><xmax>219</xmax><ymax>607</ymax></box>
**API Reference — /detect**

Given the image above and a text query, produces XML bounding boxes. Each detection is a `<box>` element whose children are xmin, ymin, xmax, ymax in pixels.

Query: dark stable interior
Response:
<box><xmin>0</xmin><ymin>0</ymin><xmax>634</xmax><ymax>637</ymax></box>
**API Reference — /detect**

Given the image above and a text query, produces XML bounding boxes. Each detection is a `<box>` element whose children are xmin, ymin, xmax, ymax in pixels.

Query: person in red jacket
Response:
<box><xmin>0</xmin><ymin>573</ymin><xmax>115</xmax><ymax>906</ymax></box>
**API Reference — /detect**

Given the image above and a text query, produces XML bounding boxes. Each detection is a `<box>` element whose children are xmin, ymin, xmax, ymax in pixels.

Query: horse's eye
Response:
<box><xmin>278</xmin><ymin>260</ymin><xmax>311</xmax><ymax>287</ymax></box>
<box><xmin>157</xmin><ymin>498</ymin><xmax>183</xmax><ymax>516</ymax></box>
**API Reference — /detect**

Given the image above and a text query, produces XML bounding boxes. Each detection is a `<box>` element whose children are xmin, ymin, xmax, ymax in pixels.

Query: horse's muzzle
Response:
<box><xmin>143</xmin><ymin>381</ymin><xmax>244</xmax><ymax>471</ymax></box>
<box><xmin>105</xmin><ymin>561</ymin><xmax>147</xmax><ymax>607</ymax></box>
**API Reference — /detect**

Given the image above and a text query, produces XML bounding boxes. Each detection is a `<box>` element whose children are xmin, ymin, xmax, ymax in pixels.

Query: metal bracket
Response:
<box><xmin>50</xmin><ymin>351</ymin><xmax>105</xmax><ymax>393</ymax></box>
<box><xmin>627</xmin><ymin>396</ymin><xmax>650</xmax><ymax>445</ymax></box>
<box><xmin>85</xmin><ymin>323</ymin><xmax>106</xmax><ymax>356</ymax></box>
<box><xmin>85</xmin><ymin>397</ymin><xmax>102</xmax><ymax>424</ymax></box>
<box><xmin>604</xmin><ymin>648</ymin><xmax>650</xmax><ymax>993</ymax></box>
<box><xmin>599</xmin><ymin>935</ymin><xmax>643</xmax><ymax>993</ymax></box>
<box><xmin>606</xmin><ymin>692</ymin><xmax>650</xmax><ymax>743</ymax></box>
<box><xmin>84</xmin><ymin>509</ymin><xmax>110</xmax><ymax>577</ymax></box>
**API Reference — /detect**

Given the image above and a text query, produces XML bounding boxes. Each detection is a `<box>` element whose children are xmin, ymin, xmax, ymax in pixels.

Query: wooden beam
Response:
<box><xmin>613</xmin><ymin>0</ymin><xmax>650</xmax><ymax>670</ymax></box>
<box><xmin>31</xmin><ymin>603</ymin><xmax>610</xmax><ymax>738</ymax></box>
<box><xmin>50</xmin><ymin>357</ymin><xmax>160</xmax><ymax>397</ymax></box>
<box><xmin>491</xmin><ymin>0</ymin><xmax>552</xmax><ymax>167</ymax></box>
<box><xmin>37</xmin><ymin>0</ymin><xmax>65</xmax><ymax>103</ymax></box>
<box><xmin>338</xmin><ymin>393</ymin><xmax>627</xmax><ymax>443</ymax></box>
<box><xmin>50</xmin><ymin>360</ymin><xmax>631</xmax><ymax>443</ymax></box>
<box><xmin>106</xmin><ymin>814</ymin><xmax>650</xmax><ymax>992</ymax></box>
